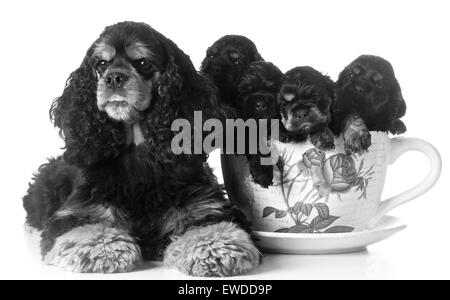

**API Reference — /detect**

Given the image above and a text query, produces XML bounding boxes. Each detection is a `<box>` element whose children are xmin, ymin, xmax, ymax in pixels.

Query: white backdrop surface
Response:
<box><xmin>0</xmin><ymin>0</ymin><xmax>448</xmax><ymax>279</ymax></box>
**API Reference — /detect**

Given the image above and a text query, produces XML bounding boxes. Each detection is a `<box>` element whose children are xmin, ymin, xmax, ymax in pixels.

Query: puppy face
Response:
<box><xmin>238</xmin><ymin>62</ymin><xmax>283</xmax><ymax>119</ymax></box>
<box><xmin>200</xmin><ymin>35</ymin><xmax>262</xmax><ymax>91</ymax></box>
<box><xmin>90</xmin><ymin>25</ymin><xmax>165</xmax><ymax>124</ymax></box>
<box><xmin>279</xmin><ymin>67</ymin><xmax>334</xmax><ymax>134</ymax></box>
<box><xmin>337</xmin><ymin>55</ymin><xmax>398</xmax><ymax>118</ymax></box>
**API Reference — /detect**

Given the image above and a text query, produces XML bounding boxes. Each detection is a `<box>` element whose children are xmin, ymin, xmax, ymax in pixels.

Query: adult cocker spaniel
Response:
<box><xmin>22</xmin><ymin>22</ymin><xmax>260</xmax><ymax>276</ymax></box>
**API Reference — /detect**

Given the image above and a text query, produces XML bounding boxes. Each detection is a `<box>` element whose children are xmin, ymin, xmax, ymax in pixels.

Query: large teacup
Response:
<box><xmin>222</xmin><ymin>132</ymin><xmax>441</xmax><ymax>233</ymax></box>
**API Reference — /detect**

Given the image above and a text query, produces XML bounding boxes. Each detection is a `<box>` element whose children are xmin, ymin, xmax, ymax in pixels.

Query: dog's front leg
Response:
<box><xmin>163</xmin><ymin>222</ymin><xmax>260</xmax><ymax>277</ymax></box>
<box><xmin>310</xmin><ymin>126</ymin><xmax>335</xmax><ymax>151</ymax></box>
<box><xmin>41</xmin><ymin>204</ymin><xmax>141</xmax><ymax>273</ymax></box>
<box><xmin>342</xmin><ymin>113</ymin><xmax>372</xmax><ymax>154</ymax></box>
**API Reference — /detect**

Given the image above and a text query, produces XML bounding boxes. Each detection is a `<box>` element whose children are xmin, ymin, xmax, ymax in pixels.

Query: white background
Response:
<box><xmin>0</xmin><ymin>0</ymin><xmax>449</xmax><ymax>279</ymax></box>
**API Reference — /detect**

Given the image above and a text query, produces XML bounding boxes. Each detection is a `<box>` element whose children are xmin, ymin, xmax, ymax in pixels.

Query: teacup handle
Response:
<box><xmin>368</xmin><ymin>137</ymin><xmax>442</xmax><ymax>228</ymax></box>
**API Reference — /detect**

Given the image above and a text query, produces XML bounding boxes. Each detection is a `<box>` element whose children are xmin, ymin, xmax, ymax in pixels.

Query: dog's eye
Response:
<box><xmin>349</xmin><ymin>73</ymin><xmax>354</xmax><ymax>78</ymax></box>
<box><xmin>95</xmin><ymin>60</ymin><xmax>108</xmax><ymax>73</ymax></box>
<box><xmin>376</xmin><ymin>83</ymin><xmax>383</xmax><ymax>89</ymax></box>
<box><xmin>134</xmin><ymin>58</ymin><xmax>155</xmax><ymax>75</ymax></box>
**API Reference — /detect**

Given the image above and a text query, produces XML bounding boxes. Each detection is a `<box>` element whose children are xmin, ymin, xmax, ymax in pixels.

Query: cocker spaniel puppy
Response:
<box><xmin>200</xmin><ymin>35</ymin><xmax>263</xmax><ymax>110</ymax></box>
<box><xmin>22</xmin><ymin>22</ymin><xmax>260</xmax><ymax>276</ymax></box>
<box><xmin>331</xmin><ymin>55</ymin><xmax>407</xmax><ymax>154</ymax></box>
<box><xmin>237</xmin><ymin>61</ymin><xmax>283</xmax><ymax>188</ymax></box>
<box><xmin>278</xmin><ymin>67</ymin><xmax>335</xmax><ymax>150</ymax></box>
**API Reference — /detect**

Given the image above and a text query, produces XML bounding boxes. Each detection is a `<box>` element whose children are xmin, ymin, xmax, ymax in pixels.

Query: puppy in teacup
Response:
<box><xmin>200</xmin><ymin>35</ymin><xmax>264</xmax><ymax>109</ymax></box>
<box><xmin>237</xmin><ymin>61</ymin><xmax>283</xmax><ymax>188</ymax></box>
<box><xmin>278</xmin><ymin>66</ymin><xmax>335</xmax><ymax>150</ymax></box>
<box><xmin>331</xmin><ymin>55</ymin><xmax>407</xmax><ymax>154</ymax></box>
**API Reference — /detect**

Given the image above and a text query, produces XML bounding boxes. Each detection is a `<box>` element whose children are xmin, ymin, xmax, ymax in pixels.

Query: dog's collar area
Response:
<box><xmin>125</xmin><ymin>122</ymin><xmax>146</xmax><ymax>146</ymax></box>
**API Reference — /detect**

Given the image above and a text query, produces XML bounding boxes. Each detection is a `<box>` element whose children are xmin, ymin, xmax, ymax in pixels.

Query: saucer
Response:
<box><xmin>252</xmin><ymin>215</ymin><xmax>406</xmax><ymax>255</ymax></box>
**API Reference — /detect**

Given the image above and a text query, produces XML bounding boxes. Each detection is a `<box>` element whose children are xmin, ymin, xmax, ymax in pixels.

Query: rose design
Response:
<box><xmin>263</xmin><ymin>145</ymin><xmax>375</xmax><ymax>234</ymax></box>
<box><xmin>300</xmin><ymin>148</ymin><xmax>326</xmax><ymax>188</ymax></box>
<box><xmin>322</xmin><ymin>154</ymin><xmax>358</xmax><ymax>192</ymax></box>
<box><xmin>301</xmin><ymin>148</ymin><xmax>326</xmax><ymax>168</ymax></box>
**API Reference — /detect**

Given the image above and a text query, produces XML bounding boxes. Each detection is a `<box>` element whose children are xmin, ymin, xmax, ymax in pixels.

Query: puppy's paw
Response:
<box><xmin>164</xmin><ymin>222</ymin><xmax>261</xmax><ymax>277</ymax></box>
<box><xmin>43</xmin><ymin>224</ymin><xmax>142</xmax><ymax>273</ymax></box>
<box><xmin>251</xmin><ymin>165</ymin><xmax>274</xmax><ymax>188</ymax></box>
<box><xmin>310</xmin><ymin>128</ymin><xmax>335</xmax><ymax>151</ymax></box>
<box><xmin>345</xmin><ymin>130</ymin><xmax>371</xmax><ymax>154</ymax></box>
<box><xmin>343</xmin><ymin>114</ymin><xmax>372</xmax><ymax>154</ymax></box>
<box><xmin>389</xmin><ymin>119</ymin><xmax>407</xmax><ymax>135</ymax></box>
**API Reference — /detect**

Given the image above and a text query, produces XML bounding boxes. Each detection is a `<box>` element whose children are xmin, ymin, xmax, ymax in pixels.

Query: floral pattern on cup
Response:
<box><xmin>262</xmin><ymin>147</ymin><xmax>375</xmax><ymax>233</ymax></box>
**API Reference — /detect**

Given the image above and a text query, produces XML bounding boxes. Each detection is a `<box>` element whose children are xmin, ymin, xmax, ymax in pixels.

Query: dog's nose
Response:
<box><xmin>281</xmin><ymin>93</ymin><xmax>296</xmax><ymax>102</ymax></box>
<box><xmin>105</xmin><ymin>72</ymin><xmax>129</xmax><ymax>89</ymax></box>
<box><xmin>354</xmin><ymin>85</ymin><xmax>364</xmax><ymax>94</ymax></box>
<box><xmin>294</xmin><ymin>108</ymin><xmax>309</xmax><ymax>120</ymax></box>
<box><xmin>209</xmin><ymin>64</ymin><xmax>222</xmax><ymax>74</ymax></box>
<box><xmin>255</xmin><ymin>101</ymin><xmax>267</xmax><ymax>111</ymax></box>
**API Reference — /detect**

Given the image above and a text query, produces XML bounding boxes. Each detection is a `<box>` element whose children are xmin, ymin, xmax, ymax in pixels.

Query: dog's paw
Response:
<box><xmin>43</xmin><ymin>224</ymin><xmax>142</xmax><ymax>273</ymax></box>
<box><xmin>310</xmin><ymin>128</ymin><xmax>335</xmax><ymax>151</ymax></box>
<box><xmin>251</xmin><ymin>166</ymin><xmax>274</xmax><ymax>188</ymax></box>
<box><xmin>345</xmin><ymin>130</ymin><xmax>372</xmax><ymax>154</ymax></box>
<box><xmin>164</xmin><ymin>222</ymin><xmax>261</xmax><ymax>277</ymax></box>
<box><xmin>343</xmin><ymin>114</ymin><xmax>372</xmax><ymax>154</ymax></box>
<box><xmin>389</xmin><ymin>119</ymin><xmax>407</xmax><ymax>135</ymax></box>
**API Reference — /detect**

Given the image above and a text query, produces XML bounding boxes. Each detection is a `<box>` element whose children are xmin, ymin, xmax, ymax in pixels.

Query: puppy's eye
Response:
<box><xmin>349</xmin><ymin>73</ymin><xmax>354</xmax><ymax>79</ymax></box>
<box><xmin>376</xmin><ymin>83</ymin><xmax>383</xmax><ymax>89</ymax></box>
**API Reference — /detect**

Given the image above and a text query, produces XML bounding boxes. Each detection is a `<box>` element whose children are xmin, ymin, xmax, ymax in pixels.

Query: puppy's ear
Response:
<box><xmin>324</xmin><ymin>75</ymin><xmax>337</xmax><ymax>102</ymax></box>
<box><xmin>50</xmin><ymin>55</ymin><xmax>126</xmax><ymax>168</ymax></box>
<box><xmin>252</xmin><ymin>51</ymin><xmax>264</xmax><ymax>62</ymax></box>
<box><xmin>335</xmin><ymin>67</ymin><xmax>348</xmax><ymax>88</ymax></box>
<box><xmin>388</xmin><ymin>78</ymin><xmax>406</xmax><ymax>120</ymax></box>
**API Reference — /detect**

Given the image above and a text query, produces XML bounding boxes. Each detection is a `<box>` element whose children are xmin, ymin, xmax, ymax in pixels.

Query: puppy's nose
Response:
<box><xmin>354</xmin><ymin>85</ymin><xmax>364</xmax><ymax>94</ymax></box>
<box><xmin>105</xmin><ymin>72</ymin><xmax>129</xmax><ymax>89</ymax></box>
<box><xmin>255</xmin><ymin>101</ymin><xmax>267</xmax><ymax>111</ymax></box>
<box><xmin>282</xmin><ymin>93</ymin><xmax>296</xmax><ymax>102</ymax></box>
<box><xmin>210</xmin><ymin>64</ymin><xmax>222</xmax><ymax>74</ymax></box>
<box><xmin>295</xmin><ymin>108</ymin><xmax>309</xmax><ymax>120</ymax></box>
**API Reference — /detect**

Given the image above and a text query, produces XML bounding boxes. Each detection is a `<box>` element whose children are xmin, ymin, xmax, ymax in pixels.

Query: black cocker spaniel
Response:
<box><xmin>278</xmin><ymin>66</ymin><xmax>335</xmax><ymax>150</ymax></box>
<box><xmin>237</xmin><ymin>61</ymin><xmax>283</xmax><ymax>188</ymax></box>
<box><xmin>22</xmin><ymin>22</ymin><xmax>260</xmax><ymax>276</ymax></box>
<box><xmin>331</xmin><ymin>55</ymin><xmax>407</xmax><ymax>153</ymax></box>
<box><xmin>200</xmin><ymin>35</ymin><xmax>263</xmax><ymax>110</ymax></box>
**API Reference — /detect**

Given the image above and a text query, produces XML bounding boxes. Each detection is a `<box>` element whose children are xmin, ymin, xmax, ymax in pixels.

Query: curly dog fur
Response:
<box><xmin>164</xmin><ymin>222</ymin><xmax>261</xmax><ymax>277</ymax></box>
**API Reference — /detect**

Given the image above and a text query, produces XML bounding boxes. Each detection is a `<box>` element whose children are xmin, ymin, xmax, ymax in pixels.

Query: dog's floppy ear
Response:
<box><xmin>50</xmin><ymin>52</ymin><xmax>126</xmax><ymax>168</ymax></box>
<box><xmin>388</xmin><ymin>77</ymin><xmax>406</xmax><ymax>120</ymax></box>
<box><xmin>335</xmin><ymin>67</ymin><xmax>348</xmax><ymax>88</ymax></box>
<box><xmin>252</xmin><ymin>50</ymin><xmax>264</xmax><ymax>62</ymax></box>
<box><xmin>324</xmin><ymin>75</ymin><xmax>337</xmax><ymax>102</ymax></box>
<box><xmin>155</xmin><ymin>35</ymin><xmax>197</xmax><ymax>100</ymax></box>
